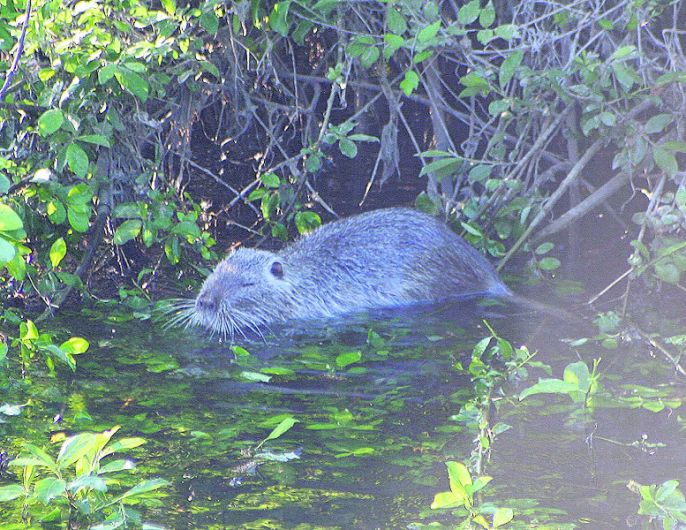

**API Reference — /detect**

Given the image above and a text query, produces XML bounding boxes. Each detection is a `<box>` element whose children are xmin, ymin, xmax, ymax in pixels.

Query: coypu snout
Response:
<box><xmin>195</xmin><ymin>290</ymin><xmax>219</xmax><ymax>315</ymax></box>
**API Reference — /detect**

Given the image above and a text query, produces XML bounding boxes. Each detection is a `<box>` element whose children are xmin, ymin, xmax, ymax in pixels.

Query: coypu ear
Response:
<box><xmin>270</xmin><ymin>260</ymin><xmax>285</xmax><ymax>279</ymax></box>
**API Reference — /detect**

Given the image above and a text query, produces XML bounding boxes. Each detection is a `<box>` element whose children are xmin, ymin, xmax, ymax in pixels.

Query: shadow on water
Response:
<box><xmin>4</xmin><ymin>287</ymin><xmax>684</xmax><ymax>528</ymax></box>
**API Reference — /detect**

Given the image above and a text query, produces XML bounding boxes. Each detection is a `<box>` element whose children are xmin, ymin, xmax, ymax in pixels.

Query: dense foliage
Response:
<box><xmin>0</xmin><ymin>0</ymin><xmax>685</xmax><ymax>313</ymax></box>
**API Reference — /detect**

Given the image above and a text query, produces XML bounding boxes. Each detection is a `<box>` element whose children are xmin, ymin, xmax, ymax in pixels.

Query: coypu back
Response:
<box><xmin>283</xmin><ymin>208</ymin><xmax>509</xmax><ymax>307</ymax></box>
<box><xmin>184</xmin><ymin>207</ymin><xmax>510</xmax><ymax>338</ymax></box>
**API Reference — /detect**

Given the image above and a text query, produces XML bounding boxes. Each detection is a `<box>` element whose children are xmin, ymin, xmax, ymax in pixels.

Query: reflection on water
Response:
<box><xmin>2</xmin><ymin>289</ymin><xmax>683</xmax><ymax>529</ymax></box>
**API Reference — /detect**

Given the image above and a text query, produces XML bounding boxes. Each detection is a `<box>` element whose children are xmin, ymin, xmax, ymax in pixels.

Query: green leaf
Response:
<box><xmin>662</xmin><ymin>141</ymin><xmax>686</xmax><ymax>153</ymax></box>
<box><xmin>57</xmin><ymin>433</ymin><xmax>97</xmax><ymax>467</ymax></box>
<box><xmin>519</xmin><ymin>378</ymin><xmax>577</xmax><ymax>400</ymax></box>
<box><xmin>60</xmin><ymin>337</ymin><xmax>89</xmax><ymax>355</ymax></box>
<box><xmin>68</xmin><ymin>475</ymin><xmax>107</xmax><ymax>493</ymax></box>
<box><xmin>419</xmin><ymin>157</ymin><xmax>461</xmax><ymax>179</ymax></box>
<box><xmin>66</xmin><ymin>143</ymin><xmax>89</xmax><ymax>178</ymax></box>
<box><xmin>538</xmin><ymin>257</ymin><xmax>561</xmax><ymax>271</ymax></box>
<box><xmin>599</xmin><ymin>111</ymin><xmax>616</xmax><ymax>126</ymax></box>
<box><xmin>535</xmin><ymin>242</ymin><xmax>554</xmax><ymax>255</ymax></box>
<box><xmin>417</xmin><ymin>20</ymin><xmax>441</xmax><ymax>43</ymax></box>
<box><xmin>493</xmin><ymin>508</ymin><xmax>515</xmax><ymax>527</ymax></box>
<box><xmin>38</xmin><ymin>109</ymin><xmax>64</xmax><ymax>136</ymax></box>
<box><xmin>458</xmin><ymin>0</ymin><xmax>481</xmax><ymax>25</ymax></box>
<box><xmin>430</xmin><ymin>490</ymin><xmax>462</xmax><ymax>509</ymax></box>
<box><xmin>47</xmin><ymin>200</ymin><xmax>67</xmax><ymax>225</ymax></box>
<box><xmin>494</xmin><ymin>24</ymin><xmax>518</xmax><ymax>40</ymax></box>
<box><xmin>400</xmin><ymin>70</ymin><xmax>419</xmax><ymax>96</ymax></box>
<box><xmin>676</xmin><ymin>187</ymin><xmax>686</xmax><ymax>213</ymax></box>
<box><xmin>335</xmin><ymin>351</ymin><xmax>362</xmax><ymax>368</ymax></box>
<box><xmin>339</xmin><ymin>138</ymin><xmax>358</xmax><ymax>158</ymax></box>
<box><xmin>0</xmin><ymin>174</ymin><xmax>10</xmax><ymax>194</ymax></box>
<box><xmin>383</xmin><ymin>33</ymin><xmax>404</xmax><ymax>59</ymax></box>
<box><xmin>359</xmin><ymin>46</ymin><xmax>379</xmax><ymax>68</ymax></box>
<box><xmin>459</xmin><ymin>72</ymin><xmax>490</xmax><ymax>97</ymax></box>
<box><xmin>499</xmin><ymin>50</ymin><xmax>523</xmax><ymax>89</ymax></box>
<box><xmin>653</xmin><ymin>147</ymin><xmax>678</xmax><ymax>177</ymax></box>
<box><xmin>68</xmin><ymin>207</ymin><xmax>90</xmax><ymax>233</ymax></box>
<box><xmin>446</xmin><ymin>461</ymin><xmax>472</xmax><ymax>491</ymax></box>
<box><xmin>479</xmin><ymin>1</ymin><xmax>495</xmax><ymax>27</ymax></box>
<box><xmin>347</xmin><ymin>36</ymin><xmax>374</xmax><ymax>57</ymax></box>
<box><xmin>114</xmin><ymin>219</ymin><xmax>143</xmax><ymax>245</ymax></box>
<box><xmin>0</xmin><ymin>485</ymin><xmax>24</xmax><ymax>502</ymax></box>
<box><xmin>264</xmin><ymin>416</ymin><xmax>298</xmax><ymax>442</ymax></box>
<box><xmin>200</xmin><ymin>11</ymin><xmax>219</xmax><ymax>34</ymax></box>
<box><xmin>0</xmin><ymin>343</ymin><xmax>7</xmax><ymax>362</ymax></box>
<box><xmin>612</xmin><ymin>62</ymin><xmax>637</xmax><ymax>91</ymax></box>
<box><xmin>611</xmin><ymin>45</ymin><xmax>636</xmax><ymax>60</ymax></box>
<box><xmin>99</xmin><ymin>459</ymin><xmax>135</xmax><ymax>474</ymax></box>
<box><xmin>115</xmin><ymin>69</ymin><xmax>150</xmax><ymax>102</ymax></box>
<box><xmin>240</xmin><ymin>371</ymin><xmax>272</xmax><ymax>382</ymax></box>
<box><xmin>645</xmin><ymin>113</ymin><xmax>674</xmax><ymax>134</ymax></box>
<box><xmin>160</xmin><ymin>0</ymin><xmax>176</xmax><ymax>14</ymax></box>
<box><xmin>49</xmin><ymin>237</ymin><xmax>67</xmax><ymax>268</ymax></box>
<box><xmin>0</xmin><ymin>204</ymin><xmax>23</xmax><ymax>231</ymax></box>
<box><xmin>76</xmin><ymin>134</ymin><xmax>111</xmax><ymax>147</ymax></box>
<box><xmin>387</xmin><ymin>8</ymin><xmax>407</xmax><ymax>35</ymax></box>
<box><xmin>35</xmin><ymin>478</ymin><xmax>66</xmax><ymax>504</ymax></box>
<box><xmin>269</xmin><ymin>2</ymin><xmax>290</xmax><ymax>36</ymax></box>
<box><xmin>105</xmin><ymin>437</ymin><xmax>147</xmax><ymax>455</ymax></box>
<box><xmin>260</xmin><ymin>173</ymin><xmax>280</xmax><ymax>188</ymax></box>
<box><xmin>20</xmin><ymin>320</ymin><xmax>39</xmax><ymax>340</ymax></box>
<box><xmin>292</xmin><ymin>20</ymin><xmax>313</xmax><ymax>45</ymax></box>
<box><xmin>348</xmin><ymin>133</ymin><xmax>378</xmax><ymax>142</ymax></box>
<box><xmin>413</xmin><ymin>50</ymin><xmax>433</xmax><ymax>64</ymax></box>
<box><xmin>98</xmin><ymin>64</ymin><xmax>117</xmax><ymax>84</ymax></box>
<box><xmin>114</xmin><ymin>478</ymin><xmax>169</xmax><ymax>502</ymax></box>
<box><xmin>231</xmin><ymin>345</ymin><xmax>251</xmax><ymax>357</ymax></box>
<box><xmin>476</xmin><ymin>28</ymin><xmax>495</xmax><ymax>45</ymax></box>
<box><xmin>294</xmin><ymin>211</ymin><xmax>321</xmax><ymax>234</ymax></box>
<box><xmin>655</xmin><ymin>261</ymin><xmax>680</xmax><ymax>284</ymax></box>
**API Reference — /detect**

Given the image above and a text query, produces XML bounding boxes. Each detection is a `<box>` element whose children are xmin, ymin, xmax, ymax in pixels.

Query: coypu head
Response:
<box><xmin>167</xmin><ymin>248</ymin><xmax>293</xmax><ymax>340</ymax></box>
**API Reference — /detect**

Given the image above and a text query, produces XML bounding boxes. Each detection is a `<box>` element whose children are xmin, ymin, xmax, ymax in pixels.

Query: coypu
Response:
<box><xmin>170</xmin><ymin>208</ymin><xmax>511</xmax><ymax>338</ymax></box>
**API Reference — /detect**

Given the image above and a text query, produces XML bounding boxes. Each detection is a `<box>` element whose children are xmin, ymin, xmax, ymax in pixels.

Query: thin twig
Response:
<box><xmin>0</xmin><ymin>0</ymin><xmax>31</xmax><ymax>101</ymax></box>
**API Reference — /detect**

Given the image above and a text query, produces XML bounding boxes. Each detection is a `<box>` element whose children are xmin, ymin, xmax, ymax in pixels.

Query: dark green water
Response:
<box><xmin>0</xmin><ymin>292</ymin><xmax>684</xmax><ymax>528</ymax></box>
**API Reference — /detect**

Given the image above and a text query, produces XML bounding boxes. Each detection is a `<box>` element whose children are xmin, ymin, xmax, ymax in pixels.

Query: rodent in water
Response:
<box><xmin>170</xmin><ymin>207</ymin><xmax>511</xmax><ymax>338</ymax></box>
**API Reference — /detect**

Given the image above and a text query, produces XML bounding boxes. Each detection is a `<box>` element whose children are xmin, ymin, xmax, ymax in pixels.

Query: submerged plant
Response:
<box><xmin>430</xmin><ymin>461</ymin><xmax>514</xmax><ymax>529</ymax></box>
<box><xmin>629</xmin><ymin>479</ymin><xmax>686</xmax><ymax>529</ymax></box>
<box><xmin>2</xmin><ymin>318</ymin><xmax>89</xmax><ymax>373</ymax></box>
<box><xmin>0</xmin><ymin>426</ymin><xmax>168</xmax><ymax>527</ymax></box>
<box><xmin>518</xmin><ymin>359</ymin><xmax>601</xmax><ymax>409</ymax></box>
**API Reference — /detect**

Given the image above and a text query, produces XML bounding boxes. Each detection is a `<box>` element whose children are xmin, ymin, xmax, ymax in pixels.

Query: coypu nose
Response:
<box><xmin>196</xmin><ymin>293</ymin><xmax>218</xmax><ymax>313</ymax></box>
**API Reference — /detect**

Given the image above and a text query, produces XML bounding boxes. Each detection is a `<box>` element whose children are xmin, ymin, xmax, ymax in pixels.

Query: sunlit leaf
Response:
<box><xmin>114</xmin><ymin>219</ymin><xmax>143</xmax><ymax>245</ymax></box>
<box><xmin>60</xmin><ymin>337</ymin><xmax>89</xmax><ymax>355</ymax></box>
<box><xmin>387</xmin><ymin>8</ymin><xmax>407</xmax><ymax>35</ymax></box>
<box><xmin>57</xmin><ymin>433</ymin><xmax>97</xmax><ymax>467</ymax></box>
<box><xmin>34</xmin><ymin>478</ymin><xmax>66</xmax><ymax>504</ymax></box>
<box><xmin>0</xmin><ymin>204</ymin><xmax>23</xmax><ymax>232</ymax></box>
<box><xmin>0</xmin><ymin>485</ymin><xmax>24</xmax><ymax>502</ymax></box>
<box><xmin>400</xmin><ymin>70</ymin><xmax>419</xmax><ymax>96</ymax></box>
<box><xmin>417</xmin><ymin>20</ymin><xmax>441</xmax><ymax>43</ymax></box>
<box><xmin>49</xmin><ymin>238</ymin><xmax>67</xmax><ymax>268</ymax></box>
<box><xmin>458</xmin><ymin>0</ymin><xmax>480</xmax><ymax>25</ymax></box>
<box><xmin>37</xmin><ymin>109</ymin><xmax>64</xmax><ymax>136</ymax></box>
<box><xmin>264</xmin><ymin>416</ymin><xmax>298</xmax><ymax>442</ymax></box>
<box><xmin>66</xmin><ymin>143</ymin><xmax>89</xmax><ymax>178</ymax></box>
<box><xmin>335</xmin><ymin>351</ymin><xmax>362</xmax><ymax>368</ymax></box>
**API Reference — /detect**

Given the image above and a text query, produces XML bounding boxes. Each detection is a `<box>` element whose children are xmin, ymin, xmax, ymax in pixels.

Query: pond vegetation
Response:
<box><xmin>1</xmin><ymin>0</ymin><xmax>686</xmax><ymax>527</ymax></box>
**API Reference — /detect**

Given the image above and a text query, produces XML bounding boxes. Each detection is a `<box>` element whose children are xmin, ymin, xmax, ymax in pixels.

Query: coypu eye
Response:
<box><xmin>270</xmin><ymin>261</ymin><xmax>284</xmax><ymax>279</ymax></box>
